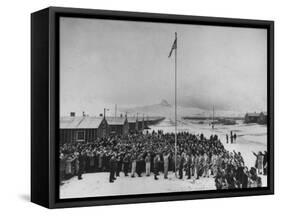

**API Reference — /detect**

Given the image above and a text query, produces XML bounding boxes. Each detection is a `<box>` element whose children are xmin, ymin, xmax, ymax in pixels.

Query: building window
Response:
<box><xmin>76</xmin><ymin>131</ymin><xmax>85</xmax><ymax>141</ymax></box>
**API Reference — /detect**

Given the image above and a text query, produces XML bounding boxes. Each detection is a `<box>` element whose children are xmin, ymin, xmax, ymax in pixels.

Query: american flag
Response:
<box><xmin>168</xmin><ymin>36</ymin><xmax>177</xmax><ymax>58</ymax></box>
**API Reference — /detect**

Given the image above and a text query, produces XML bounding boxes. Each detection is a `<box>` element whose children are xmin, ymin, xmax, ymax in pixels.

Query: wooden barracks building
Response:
<box><xmin>244</xmin><ymin>112</ymin><xmax>267</xmax><ymax>124</ymax></box>
<box><xmin>60</xmin><ymin>115</ymin><xmax>108</xmax><ymax>144</ymax></box>
<box><xmin>60</xmin><ymin>113</ymin><xmax>131</xmax><ymax>144</ymax></box>
<box><xmin>106</xmin><ymin>116</ymin><xmax>129</xmax><ymax>136</ymax></box>
<box><xmin>59</xmin><ymin>112</ymin><xmax>163</xmax><ymax>144</ymax></box>
<box><xmin>127</xmin><ymin>116</ymin><xmax>148</xmax><ymax>133</ymax></box>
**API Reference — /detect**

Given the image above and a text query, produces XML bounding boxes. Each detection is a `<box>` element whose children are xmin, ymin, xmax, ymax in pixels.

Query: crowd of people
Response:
<box><xmin>60</xmin><ymin>130</ymin><xmax>266</xmax><ymax>190</ymax></box>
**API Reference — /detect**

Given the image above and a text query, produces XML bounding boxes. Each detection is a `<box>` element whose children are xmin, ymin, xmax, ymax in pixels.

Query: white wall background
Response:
<box><xmin>0</xmin><ymin>0</ymin><xmax>279</xmax><ymax>214</ymax></box>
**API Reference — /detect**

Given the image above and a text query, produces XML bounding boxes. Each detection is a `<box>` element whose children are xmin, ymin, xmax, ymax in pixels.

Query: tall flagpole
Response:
<box><xmin>174</xmin><ymin>32</ymin><xmax>178</xmax><ymax>177</ymax></box>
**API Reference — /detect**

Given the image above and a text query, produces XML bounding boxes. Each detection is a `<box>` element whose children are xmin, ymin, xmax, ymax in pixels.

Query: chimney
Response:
<box><xmin>70</xmin><ymin>112</ymin><xmax>75</xmax><ymax>117</ymax></box>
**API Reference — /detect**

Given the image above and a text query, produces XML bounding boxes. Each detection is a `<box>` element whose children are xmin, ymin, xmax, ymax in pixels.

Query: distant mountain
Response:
<box><xmin>159</xmin><ymin>99</ymin><xmax>171</xmax><ymax>107</ymax></box>
<box><xmin>120</xmin><ymin>99</ymin><xmax>244</xmax><ymax>119</ymax></box>
<box><xmin>120</xmin><ymin>100</ymin><xmax>173</xmax><ymax>118</ymax></box>
<box><xmin>120</xmin><ymin>99</ymin><xmax>203</xmax><ymax>118</ymax></box>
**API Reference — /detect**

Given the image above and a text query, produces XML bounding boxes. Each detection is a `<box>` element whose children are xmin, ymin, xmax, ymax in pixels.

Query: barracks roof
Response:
<box><xmin>246</xmin><ymin>113</ymin><xmax>260</xmax><ymax>117</ymax></box>
<box><xmin>127</xmin><ymin>117</ymin><xmax>141</xmax><ymax>123</ymax></box>
<box><xmin>246</xmin><ymin>112</ymin><xmax>268</xmax><ymax>117</ymax></box>
<box><xmin>106</xmin><ymin>117</ymin><xmax>127</xmax><ymax>125</ymax></box>
<box><xmin>60</xmin><ymin>116</ymin><xmax>104</xmax><ymax>129</ymax></box>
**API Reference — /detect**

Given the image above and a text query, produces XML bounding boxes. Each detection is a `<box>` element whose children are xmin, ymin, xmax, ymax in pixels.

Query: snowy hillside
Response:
<box><xmin>120</xmin><ymin>99</ymin><xmax>244</xmax><ymax>119</ymax></box>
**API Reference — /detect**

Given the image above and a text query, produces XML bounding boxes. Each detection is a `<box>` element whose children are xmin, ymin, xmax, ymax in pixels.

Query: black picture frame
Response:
<box><xmin>31</xmin><ymin>6</ymin><xmax>274</xmax><ymax>208</ymax></box>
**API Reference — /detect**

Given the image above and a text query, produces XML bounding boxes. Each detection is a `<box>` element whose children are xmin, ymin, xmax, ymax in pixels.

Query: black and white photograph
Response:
<box><xmin>58</xmin><ymin>16</ymin><xmax>268</xmax><ymax>199</ymax></box>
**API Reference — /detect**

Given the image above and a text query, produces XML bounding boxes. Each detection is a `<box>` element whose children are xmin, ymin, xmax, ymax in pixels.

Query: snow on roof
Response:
<box><xmin>246</xmin><ymin>113</ymin><xmax>260</xmax><ymax>117</ymax></box>
<box><xmin>127</xmin><ymin>117</ymin><xmax>138</xmax><ymax>123</ymax></box>
<box><xmin>126</xmin><ymin>116</ymin><xmax>163</xmax><ymax>123</ymax></box>
<box><xmin>106</xmin><ymin>117</ymin><xmax>126</xmax><ymax>125</ymax></box>
<box><xmin>127</xmin><ymin>117</ymin><xmax>145</xmax><ymax>123</ymax></box>
<box><xmin>60</xmin><ymin>116</ymin><xmax>84</xmax><ymax>129</ymax></box>
<box><xmin>78</xmin><ymin>117</ymin><xmax>104</xmax><ymax>129</ymax></box>
<box><xmin>60</xmin><ymin>116</ymin><xmax>104</xmax><ymax>129</ymax></box>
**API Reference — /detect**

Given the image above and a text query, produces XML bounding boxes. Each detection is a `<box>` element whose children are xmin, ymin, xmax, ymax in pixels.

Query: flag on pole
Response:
<box><xmin>168</xmin><ymin>32</ymin><xmax>178</xmax><ymax>177</ymax></box>
<box><xmin>168</xmin><ymin>36</ymin><xmax>177</xmax><ymax>58</ymax></box>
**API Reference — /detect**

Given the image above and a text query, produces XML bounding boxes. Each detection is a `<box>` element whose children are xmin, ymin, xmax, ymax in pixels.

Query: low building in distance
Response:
<box><xmin>244</xmin><ymin>112</ymin><xmax>267</xmax><ymax>124</ymax></box>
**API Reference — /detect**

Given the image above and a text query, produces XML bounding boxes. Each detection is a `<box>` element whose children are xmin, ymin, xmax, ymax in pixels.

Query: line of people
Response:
<box><xmin>226</xmin><ymin>131</ymin><xmax>237</xmax><ymax>144</ymax></box>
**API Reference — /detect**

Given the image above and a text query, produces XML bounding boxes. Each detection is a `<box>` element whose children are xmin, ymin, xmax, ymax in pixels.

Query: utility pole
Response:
<box><xmin>104</xmin><ymin>108</ymin><xmax>109</xmax><ymax>119</ymax></box>
<box><xmin>115</xmin><ymin>104</ymin><xmax>117</xmax><ymax>120</ymax></box>
<box><xmin>212</xmin><ymin>105</ymin><xmax>215</xmax><ymax>129</ymax></box>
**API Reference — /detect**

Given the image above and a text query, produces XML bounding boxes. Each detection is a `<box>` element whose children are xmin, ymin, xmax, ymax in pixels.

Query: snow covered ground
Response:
<box><xmin>60</xmin><ymin>172</ymin><xmax>216</xmax><ymax>199</ymax></box>
<box><xmin>60</xmin><ymin>119</ymin><xmax>267</xmax><ymax>199</ymax></box>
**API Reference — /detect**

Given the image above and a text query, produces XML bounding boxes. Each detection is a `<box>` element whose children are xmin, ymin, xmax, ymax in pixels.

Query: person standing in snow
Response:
<box><xmin>233</xmin><ymin>133</ymin><xmax>237</xmax><ymax>143</ymax></box>
<box><xmin>77</xmin><ymin>151</ymin><xmax>86</xmax><ymax>180</ymax></box>
<box><xmin>203</xmin><ymin>153</ymin><xmax>210</xmax><ymax>178</ymax></box>
<box><xmin>136</xmin><ymin>154</ymin><xmax>143</xmax><ymax>177</ymax></box>
<box><xmin>262</xmin><ymin>151</ymin><xmax>267</xmax><ymax>175</ymax></box>
<box><xmin>194</xmin><ymin>153</ymin><xmax>200</xmax><ymax>180</ymax></box>
<box><xmin>253</xmin><ymin>151</ymin><xmax>264</xmax><ymax>175</ymax></box>
<box><xmin>131</xmin><ymin>153</ymin><xmax>137</xmax><ymax>178</ymax></box>
<box><xmin>185</xmin><ymin>153</ymin><xmax>192</xmax><ymax>179</ymax></box>
<box><xmin>153</xmin><ymin>154</ymin><xmax>160</xmax><ymax>180</ymax></box>
<box><xmin>145</xmin><ymin>153</ymin><xmax>151</xmax><ymax>176</ymax></box>
<box><xmin>163</xmin><ymin>152</ymin><xmax>170</xmax><ymax>179</ymax></box>
<box><xmin>123</xmin><ymin>153</ymin><xmax>130</xmax><ymax>176</ymax></box>
<box><xmin>109</xmin><ymin>154</ymin><xmax>117</xmax><ymax>183</ymax></box>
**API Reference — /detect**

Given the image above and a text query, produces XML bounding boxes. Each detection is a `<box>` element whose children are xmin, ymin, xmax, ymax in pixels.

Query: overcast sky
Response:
<box><xmin>60</xmin><ymin>17</ymin><xmax>267</xmax><ymax>116</ymax></box>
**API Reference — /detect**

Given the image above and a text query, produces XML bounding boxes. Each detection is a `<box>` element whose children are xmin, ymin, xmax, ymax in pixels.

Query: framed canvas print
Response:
<box><xmin>31</xmin><ymin>7</ymin><xmax>274</xmax><ymax>208</ymax></box>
